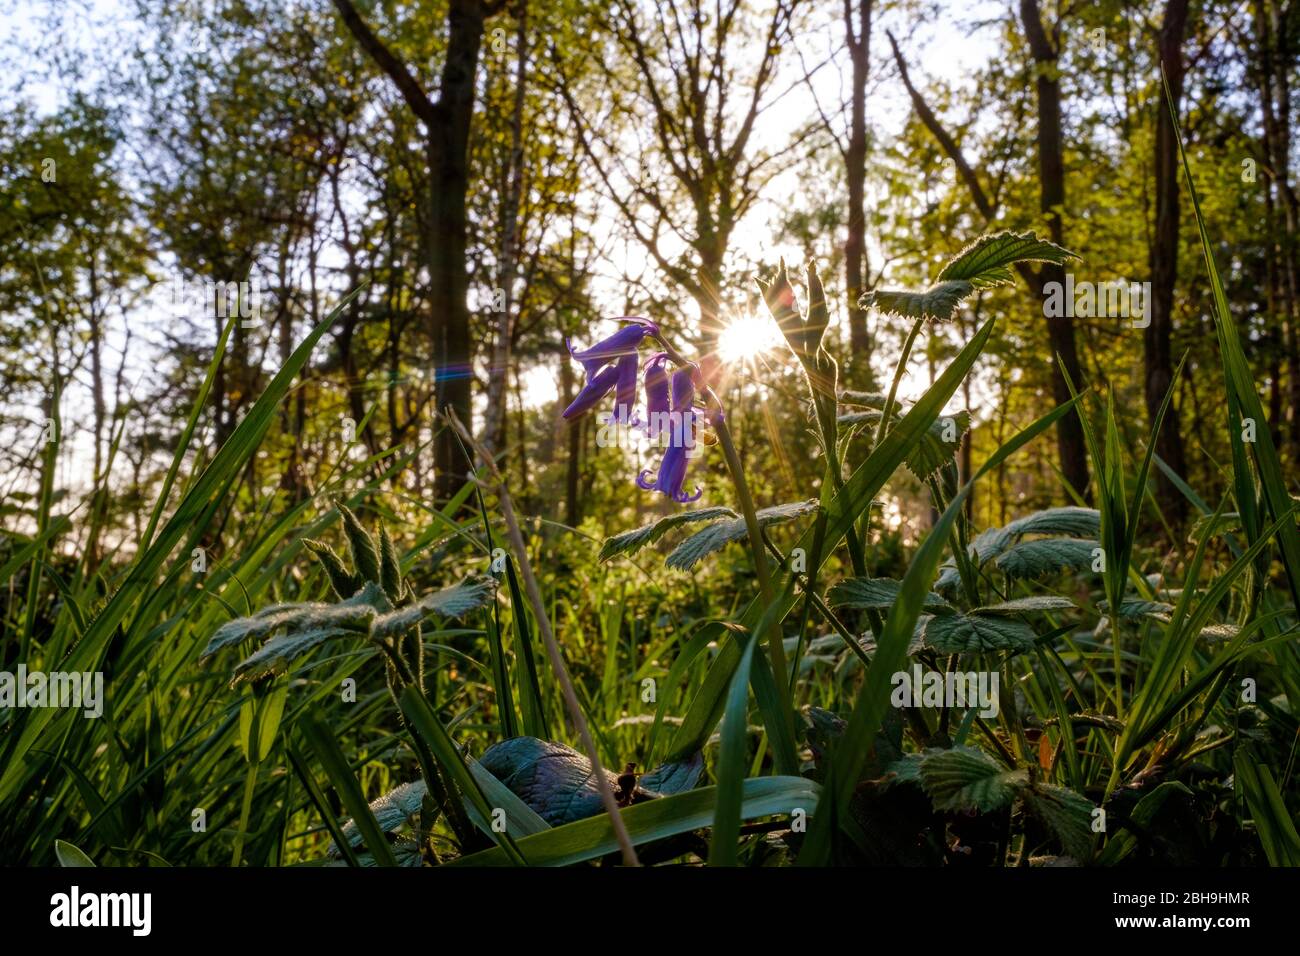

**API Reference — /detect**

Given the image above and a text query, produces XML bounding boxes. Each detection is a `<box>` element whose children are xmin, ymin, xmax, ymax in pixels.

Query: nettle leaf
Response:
<box><xmin>829</xmin><ymin>577</ymin><xmax>951</xmax><ymax>613</ymax></box>
<box><xmin>1097</xmin><ymin>598</ymin><xmax>1176</xmax><ymax>625</ymax></box>
<box><xmin>995</xmin><ymin>538</ymin><xmax>1099</xmax><ymax>580</ymax></box>
<box><xmin>935</xmin><ymin>507</ymin><xmax>1099</xmax><ymax>591</ymax></box>
<box><xmin>838</xmin><ymin>400</ymin><xmax>971</xmax><ymax>480</ymax></box>
<box><xmin>203</xmin><ymin>583</ymin><xmax>385</xmax><ymax>658</ymax></box>
<box><xmin>1024</xmin><ymin>784</ymin><xmax>1095</xmax><ymax>860</ymax></box>
<box><xmin>975</xmin><ymin>595</ymin><xmax>1076</xmax><ymax>614</ymax></box>
<box><xmin>303</xmin><ymin>539</ymin><xmax>362</xmax><ymax>600</ymax></box>
<box><xmin>330</xmin><ymin>780</ymin><xmax>427</xmax><ymax>857</ymax></box>
<box><xmin>220</xmin><ymin>584</ymin><xmax>387</xmax><ymax>684</ymax></box>
<box><xmin>918</xmin><ymin>746</ymin><xmax>1027</xmax><ymax>812</ymax></box>
<box><xmin>232</xmin><ymin>626</ymin><xmax>350</xmax><ymax>684</ymax></box>
<box><xmin>923</xmin><ymin>613</ymin><xmax>1037</xmax><ymax>654</ymax></box>
<box><xmin>665</xmin><ymin>499</ymin><xmax>818</xmax><ymax>571</ymax></box>
<box><xmin>936</xmin><ymin>231</ymin><xmax>1076</xmax><ymax>289</ymax></box>
<box><xmin>884</xmin><ymin>752</ymin><xmax>925</xmax><ymax>788</ymax></box>
<box><xmin>371</xmin><ymin>575</ymin><xmax>497</xmax><ymax>640</ymax></box>
<box><xmin>861</xmin><ymin>232</ymin><xmax>1074</xmax><ymax>323</ymax></box>
<box><xmin>337</xmin><ymin>501</ymin><xmax>381</xmax><ymax>584</ymax></box>
<box><xmin>598</xmin><ymin>506</ymin><xmax>738</xmax><ymax>563</ymax></box>
<box><xmin>1002</xmin><ymin>506</ymin><xmax>1101</xmax><ymax>539</ymax></box>
<box><xmin>860</xmin><ymin>280</ymin><xmax>973</xmax><ymax>322</ymax></box>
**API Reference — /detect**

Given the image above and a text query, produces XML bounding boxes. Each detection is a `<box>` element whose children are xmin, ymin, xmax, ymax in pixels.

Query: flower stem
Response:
<box><xmin>711</xmin><ymin>411</ymin><xmax>795</xmax><ymax>705</ymax></box>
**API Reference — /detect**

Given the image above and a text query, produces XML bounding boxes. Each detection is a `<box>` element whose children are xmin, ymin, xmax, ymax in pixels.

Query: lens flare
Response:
<box><xmin>716</xmin><ymin>313</ymin><xmax>782</xmax><ymax>364</ymax></box>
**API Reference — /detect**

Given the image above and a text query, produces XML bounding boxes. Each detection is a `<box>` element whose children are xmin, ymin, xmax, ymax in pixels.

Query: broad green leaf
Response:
<box><xmin>665</xmin><ymin>500</ymin><xmax>818</xmax><ymax>571</ymax></box>
<box><xmin>994</xmin><ymin>538</ymin><xmax>1099</xmax><ymax>579</ymax></box>
<box><xmin>923</xmin><ymin>613</ymin><xmax>1037</xmax><ymax>653</ymax></box>
<box><xmin>598</xmin><ymin>506</ymin><xmax>738</xmax><ymax>563</ymax></box>
<box><xmin>919</xmin><ymin>746</ymin><xmax>1027</xmax><ymax>812</ymax></box>
<box><xmin>936</xmin><ymin>230</ymin><xmax>1076</xmax><ymax>288</ymax></box>
<box><xmin>861</xmin><ymin>280</ymin><xmax>973</xmax><ymax>322</ymax></box>
<box><xmin>1024</xmin><ymin>784</ymin><xmax>1095</xmax><ymax>860</ymax></box>
<box><xmin>828</xmin><ymin>577</ymin><xmax>951</xmax><ymax>612</ymax></box>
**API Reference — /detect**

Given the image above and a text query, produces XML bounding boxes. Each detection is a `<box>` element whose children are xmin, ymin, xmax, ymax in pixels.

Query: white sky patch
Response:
<box><xmin>520</xmin><ymin>363</ymin><xmax>559</xmax><ymax>410</ymax></box>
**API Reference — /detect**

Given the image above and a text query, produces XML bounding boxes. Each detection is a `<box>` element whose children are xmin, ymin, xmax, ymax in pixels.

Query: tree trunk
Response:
<box><xmin>1147</xmin><ymin>0</ymin><xmax>1191</xmax><ymax>524</ymax></box>
<box><xmin>844</xmin><ymin>0</ymin><xmax>873</xmax><ymax>379</ymax></box>
<box><xmin>485</xmin><ymin>2</ymin><xmax>528</xmax><ymax>455</ymax></box>
<box><xmin>1019</xmin><ymin>0</ymin><xmax>1090</xmax><ymax>501</ymax></box>
<box><xmin>428</xmin><ymin>0</ymin><xmax>487</xmax><ymax>500</ymax></box>
<box><xmin>332</xmin><ymin>0</ymin><xmax>492</xmax><ymax>503</ymax></box>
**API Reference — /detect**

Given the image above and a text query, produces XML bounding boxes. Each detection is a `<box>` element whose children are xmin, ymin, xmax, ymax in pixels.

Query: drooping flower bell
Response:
<box><xmin>562</xmin><ymin>317</ymin><xmax>657</xmax><ymax>424</ymax></box>
<box><xmin>638</xmin><ymin>366</ymin><xmax>702</xmax><ymax>503</ymax></box>
<box><xmin>643</xmin><ymin>352</ymin><xmax>670</xmax><ymax>440</ymax></box>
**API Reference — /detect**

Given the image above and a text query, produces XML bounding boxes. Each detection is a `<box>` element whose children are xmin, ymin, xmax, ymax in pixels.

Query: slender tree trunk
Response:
<box><xmin>428</xmin><ymin>0</ymin><xmax>487</xmax><ymax>500</ymax></box>
<box><xmin>1020</xmin><ymin>0</ymin><xmax>1090</xmax><ymax>501</ymax></box>
<box><xmin>485</xmin><ymin>2</ymin><xmax>528</xmax><ymax>455</ymax></box>
<box><xmin>1147</xmin><ymin>0</ymin><xmax>1191</xmax><ymax>524</ymax></box>
<box><xmin>844</xmin><ymin>0</ymin><xmax>873</xmax><ymax>379</ymax></box>
<box><xmin>332</xmin><ymin>0</ymin><xmax>493</xmax><ymax>502</ymax></box>
<box><xmin>1253</xmin><ymin>0</ymin><xmax>1300</xmax><ymax>457</ymax></box>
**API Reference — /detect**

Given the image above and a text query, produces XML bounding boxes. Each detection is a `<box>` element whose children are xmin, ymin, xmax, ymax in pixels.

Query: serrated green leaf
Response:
<box><xmin>665</xmin><ymin>500</ymin><xmax>818</xmax><ymax>571</ymax></box>
<box><xmin>330</xmin><ymin>780</ymin><xmax>427</xmax><ymax>856</ymax></box>
<box><xmin>918</xmin><ymin>746</ymin><xmax>1027</xmax><ymax>812</ymax></box>
<box><xmin>598</xmin><ymin>506</ymin><xmax>738</xmax><ymax>563</ymax></box>
<box><xmin>204</xmin><ymin>585</ymin><xmax>384</xmax><ymax>658</ymax></box>
<box><xmin>994</xmin><ymin>538</ymin><xmax>1099</xmax><ymax>580</ymax></box>
<box><xmin>861</xmin><ymin>280</ymin><xmax>974</xmax><ymax>322</ymax></box>
<box><xmin>232</xmin><ymin>627</ymin><xmax>350</xmax><ymax>684</ymax></box>
<box><xmin>935</xmin><ymin>508</ymin><xmax>1099</xmax><ymax>590</ymax></box>
<box><xmin>1024</xmin><ymin>784</ymin><xmax>1095</xmax><ymax>861</ymax></box>
<box><xmin>923</xmin><ymin>613</ymin><xmax>1037</xmax><ymax>653</ymax></box>
<box><xmin>936</xmin><ymin>231</ymin><xmax>1076</xmax><ymax>288</ymax></box>
<box><xmin>371</xmin><ymin>575</ymin><xmax>496</xmax><ymax>639</ymax></box>
<box><xmin>828</xmin><ymin>577</ymin><xmax>951</xmax><ymax>612</ymax></box>
<box><xmin>976</xmin><ymin>595</ymin><xmax>1076</xmax><ymax>613</ymax></box>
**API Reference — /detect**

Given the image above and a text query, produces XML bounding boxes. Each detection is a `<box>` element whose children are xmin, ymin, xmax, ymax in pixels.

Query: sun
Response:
<box><xmin>716</xmin><ymin>312</ymin><xmax>783</xmax><ymax>364</ymax></box>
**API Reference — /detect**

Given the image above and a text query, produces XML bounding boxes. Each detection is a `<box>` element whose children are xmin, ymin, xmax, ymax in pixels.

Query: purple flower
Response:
<box><xmin>643</xmin><ymin>352</ymin><xmax>670</xmax><ymax>439</ymax></box>
<box><xmin>563</xmin><ymin>317</ymin><xmax>657</xmax><ymax>423</ymax></box>
<box><xmin>638</xmin><ymin>367</ymin><xmax>703</xmax><ymax>503</ymax></box>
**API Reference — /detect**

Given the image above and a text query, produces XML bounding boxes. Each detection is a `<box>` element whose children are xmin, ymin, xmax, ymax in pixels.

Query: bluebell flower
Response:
<box><xmin>563</xmin><ymin>317</ymin><xmax>657</xmax><ymax>423</ymax></box>
<box><xmin>638</xmin><ymin>367</ymin><xmax>703</xmax><ymax>503</ymax></box>
<box><xmin>643</xmin><ymin>352</ymin><xmax>670</xmax><ymax>439</ymax></box>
